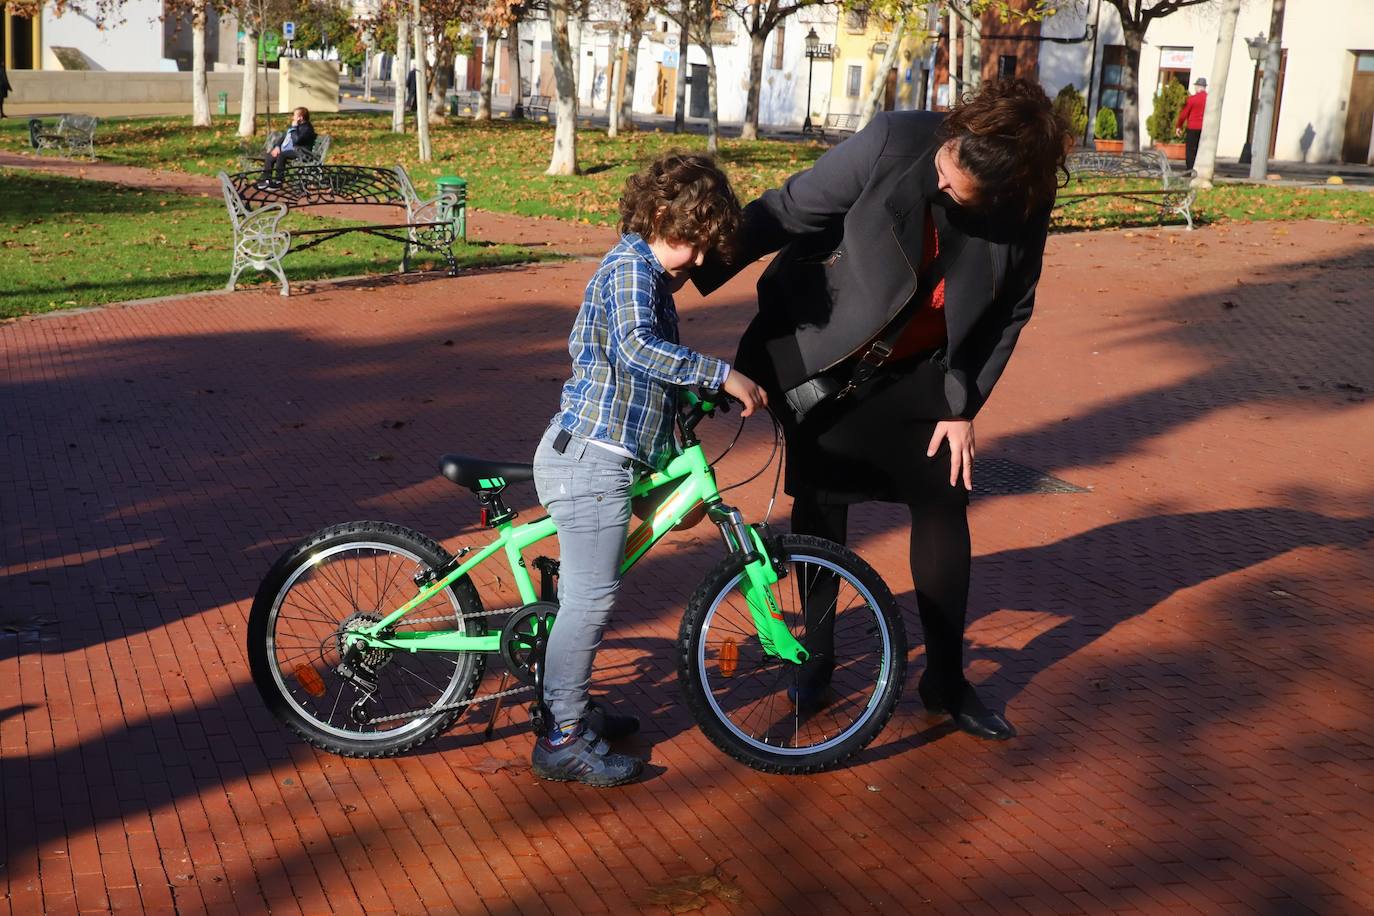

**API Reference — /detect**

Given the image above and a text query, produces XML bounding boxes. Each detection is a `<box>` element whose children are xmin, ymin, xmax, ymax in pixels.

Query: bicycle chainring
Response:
<box><xmin>498</xmin><ymin>601</ymin><xmax>558</xmax><ymax>686</ymax></box>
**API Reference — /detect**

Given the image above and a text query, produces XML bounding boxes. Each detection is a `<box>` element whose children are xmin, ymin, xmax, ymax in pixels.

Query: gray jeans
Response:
<box><xmin>532</xmin><ymin>424</ymin><xmax>638</xmax><ymax>728</ymax></box>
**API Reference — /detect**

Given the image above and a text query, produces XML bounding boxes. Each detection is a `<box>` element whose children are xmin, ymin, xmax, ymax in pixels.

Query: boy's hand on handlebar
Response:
<box><xmin>722</xmin><ymin>368</ymin><xmax>768</xmax><ymax>418</ymax></box>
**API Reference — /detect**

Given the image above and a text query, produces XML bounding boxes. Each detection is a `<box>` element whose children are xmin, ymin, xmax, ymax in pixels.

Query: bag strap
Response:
<box><xmin>835</xmin><ymin>210</ymin><xmax>960</xmax><ymax>400</ymax></box>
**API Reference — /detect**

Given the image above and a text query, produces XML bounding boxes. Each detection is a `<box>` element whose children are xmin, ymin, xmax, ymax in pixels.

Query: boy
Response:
<box><xmin>531</xmin><ymin>152</ymin><xmax>767</xmax><ymax>787</ymax></box>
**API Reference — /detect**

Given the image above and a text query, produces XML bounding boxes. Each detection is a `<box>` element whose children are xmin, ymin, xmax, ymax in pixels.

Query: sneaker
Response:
<box><xmin>255</xmin><ymin>179</ymin><xmax>271</xmax><ymax>190</ymax></box>
<box><xmin>531</xmin><ymin>724</ymin><xmax>643</xmax><ymax>787</ymax></box>
<box><xmin>267</xmin><ymin>179</ymin><xmax>283</xmax><ymax>190</ymax></box>
<box><xmin>584</xmin><ymin>701</ymin><xmax>639</xmax><ymax>742</ymax></box>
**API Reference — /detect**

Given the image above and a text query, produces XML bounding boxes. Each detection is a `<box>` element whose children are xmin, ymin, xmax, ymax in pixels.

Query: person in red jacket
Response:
<box><xmin>1176</xmin><ymin>77</ymin><xmax>1208</xmax><ymax>171</ymax></box>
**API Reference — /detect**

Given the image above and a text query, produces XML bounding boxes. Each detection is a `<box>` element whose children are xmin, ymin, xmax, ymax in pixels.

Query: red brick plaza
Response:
<box><xmin>2</xmin><ymin>213</ymin><xmax>1372</xmax><ymax>914</ymax></box>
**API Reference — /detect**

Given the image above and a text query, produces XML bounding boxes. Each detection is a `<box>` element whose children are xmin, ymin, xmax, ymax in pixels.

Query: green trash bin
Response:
<box><xmin>435</xmin><ymin>175</ymin><xmax>468</xmax><ymax>242</ymax></box>
<box><xmin>217</xmin><ymin>91</ymin><xmax>229</xmax><ymax>115</ymax></box>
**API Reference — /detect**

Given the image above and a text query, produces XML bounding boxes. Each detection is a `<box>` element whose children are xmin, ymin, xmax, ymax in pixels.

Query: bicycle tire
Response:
<box><xmin>247</xmin><ymin>521</ymin><xmax>486</xmax><ymax>758</ymax></box>
<box><xmin>678</xmin><ymin>534</ymin><xmax>906</xmax><ymax>774</ymax></box>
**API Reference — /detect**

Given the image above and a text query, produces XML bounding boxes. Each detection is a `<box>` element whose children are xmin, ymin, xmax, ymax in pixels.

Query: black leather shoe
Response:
<box><xmin>919</xmin><ymin>678</ymin><xmax>1016</xmax><ymax>741</ymax></box>
<box><xmin>584</xmin><ymin>701</ymin><xmax>639</xmax><ymax>742</ymax></box>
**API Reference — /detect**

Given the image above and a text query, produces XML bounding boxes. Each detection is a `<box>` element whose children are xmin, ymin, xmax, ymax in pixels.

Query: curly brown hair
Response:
<box><xmin>619</xmin><ymin>152</ymin><xmax>742</xmax><ymax>258</ymax></box>
<box><xmin>937</xmin><ymin>77</ymin><xmax>1071</xmax><ymax>219</ymax></box>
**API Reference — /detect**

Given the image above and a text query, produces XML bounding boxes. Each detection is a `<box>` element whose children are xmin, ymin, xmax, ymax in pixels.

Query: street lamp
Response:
<box><xmin>802</xmin><ymin>27</ymin><xmax>833</xmax><ymax>134</ymax></box>
<box><xmin>1239</xmin><ymin>32</ymin><xmax>1266</xmax><ymax>165</ymax></box>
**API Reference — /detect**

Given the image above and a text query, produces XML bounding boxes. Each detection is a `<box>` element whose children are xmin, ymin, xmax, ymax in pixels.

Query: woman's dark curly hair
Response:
<box><xmin>619</xmin><ymin>152</ymin><xmax>742</xmax><ymax>259</ymax></box>
<box><xmin>938</xmin><ymin>77</ymin><xmax>1071</xmax><ymax>219</ymax></box>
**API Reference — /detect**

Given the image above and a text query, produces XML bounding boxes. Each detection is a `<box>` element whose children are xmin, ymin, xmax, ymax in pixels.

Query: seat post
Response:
<box><xmin>475</xmin><ymin>478</ymin><xmax>516</xmax><ymax>528</ymax></box>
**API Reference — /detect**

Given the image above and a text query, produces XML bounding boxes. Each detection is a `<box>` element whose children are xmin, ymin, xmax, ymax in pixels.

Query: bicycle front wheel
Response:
<box><xmin>679</xmin><ymin>534</ymin><xmax>906</xmax><ymax>774</ymax></box>
<box><xmin>247</xmin><ymin>521</ymin><xmax>486</xmax><ymax>758</ymax></box>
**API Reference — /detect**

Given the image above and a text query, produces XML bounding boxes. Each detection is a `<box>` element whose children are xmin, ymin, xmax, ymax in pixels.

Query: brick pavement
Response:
<box><xmin>2</xmin><ymin>218</ymin><xmax>1372</xmax><ymax>914</ymax></box>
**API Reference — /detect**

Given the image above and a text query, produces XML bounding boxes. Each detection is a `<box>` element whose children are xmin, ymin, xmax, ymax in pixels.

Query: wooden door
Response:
<box><xmin>883</xmin><ymin>67</ymin><xmax>897</xmax><ymax>111</ymax></box>
<box><xmin>1344</xmin><ymin>52</ymin><xmax>1374</xmax><ymax>164</ymax></box>
<box><xmin>654</xmin><ymin>64</ymin><xmax>677</xmax><ymax>116</ymax></box>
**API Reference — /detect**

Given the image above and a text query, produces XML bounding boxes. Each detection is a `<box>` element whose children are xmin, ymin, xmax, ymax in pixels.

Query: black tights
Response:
<box><xmin>791</xmin><ymin>491</ymin><xmax>971</xmax><ymax>704</ymax></box>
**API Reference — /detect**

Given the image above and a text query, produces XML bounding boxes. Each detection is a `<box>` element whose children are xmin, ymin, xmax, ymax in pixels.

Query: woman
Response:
<box><xmin>695</xmin><ymin>78</ymin><xmax>1069</xmax><ymax>740</ymax></box>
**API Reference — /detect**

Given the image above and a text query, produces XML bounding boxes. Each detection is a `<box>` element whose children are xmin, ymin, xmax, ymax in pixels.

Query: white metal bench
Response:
<box><xmin>219</xmin><ymin>164</ymin><xmax>460</xmax><ymax>296</ymax></box>
<box><xmin>29</xmin><ymin>115</ymin><xmax>98</xmax><ymax>159</ymax></box>
<box><xmin>821</xmin><ymin>113</ymin><xmax>861</xmax><ymax>138</ymax></box>
<box><xmin>1059</xmin><ymin>150</ymin><xmax>1196</xmax><ymax>229</ymax></box>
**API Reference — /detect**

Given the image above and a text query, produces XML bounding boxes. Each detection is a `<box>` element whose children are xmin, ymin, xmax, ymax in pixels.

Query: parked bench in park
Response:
<box><xmin>238</xmin><ymin>131</ymin><xmax>333</xmax><ymax>177</ymax></box>
<box><xmin>1058</xmin><ymin>149</ymin><xmax>1196</xmax><ymax>229</ymax></box>
<box><xmin>28</xmin><ymin>115</ymin><xmax>98</xmax><ymax>159</ymax></box>
<box><xmin>523</xmin><ymin>95</ymin><xmax>552</xmax><ymax>120</ymax></box>
<box><xmin>218</xmin><ymin>164</ymin><xmax>460</xmax><ymax>296</ymax></box>
<box><xmin>820</xmin><ymin>112</ymin><xmax>861</xmax><ymax>138</ymax></box>
<box><xmin>449</xmin><ymin>90</ymin><xmax>481</xmax><ymax>116</ymax></box>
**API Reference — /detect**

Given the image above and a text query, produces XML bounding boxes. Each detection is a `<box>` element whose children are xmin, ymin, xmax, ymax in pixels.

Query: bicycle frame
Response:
<box><xmin>341</xmin><ymin>436</ymin><xmax>809</xmax><ymax>664</ymax></box>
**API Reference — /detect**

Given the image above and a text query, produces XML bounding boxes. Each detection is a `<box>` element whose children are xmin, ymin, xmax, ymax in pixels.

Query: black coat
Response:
<box><xmin>1</xmin><ymin>64</ymin><xmax>12</xmax><ymax>99</ymax></box>
<box><xmin>285</xmin><ymin>121</ymin><xmax>316</xmax><ymax>151</ymax></box>
<box><xmin>696</xmin><ymin>110</ymin><xmax>1050</xmax><ymax>420</ymax></box>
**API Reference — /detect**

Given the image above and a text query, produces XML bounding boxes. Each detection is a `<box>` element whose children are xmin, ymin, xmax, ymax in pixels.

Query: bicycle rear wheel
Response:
<box><xmin>679</xmin><ymin>534</ymin><xmax>906</xmax><ymax>774</ymax></box>
<box><xmin>247</xmin><ymin>521</ymin><xmax>486</xmax><ymax>757</ymax></box>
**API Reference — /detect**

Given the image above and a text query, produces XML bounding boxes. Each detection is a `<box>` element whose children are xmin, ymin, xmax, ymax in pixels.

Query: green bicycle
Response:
<box><xmin>247</xmin><ymin>392</ymin><xmax>907</xmax><ymax>774</ymax></box>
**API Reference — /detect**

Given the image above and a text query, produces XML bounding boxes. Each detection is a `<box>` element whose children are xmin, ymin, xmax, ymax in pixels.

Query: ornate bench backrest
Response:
<box><xmin>59</xmin><ymin>114</ymin><xmax>98</xmax><ymax>139</ymax></box>
<box><xmin>227</xmin><ymin>164</ymin><xmax>418</xmax><ymax>210</ymax></box>
<box><xmin>1067</xmin><ymin>149</ymin><xmax>1173</xmax><ymax>184</ymax></box>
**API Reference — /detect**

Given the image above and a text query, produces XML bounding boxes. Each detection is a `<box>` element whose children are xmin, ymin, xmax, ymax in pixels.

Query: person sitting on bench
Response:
<box><xmin>257</xmin><ymin>107</ymin><xmax>316</xmax><ymax>190</ymax></box>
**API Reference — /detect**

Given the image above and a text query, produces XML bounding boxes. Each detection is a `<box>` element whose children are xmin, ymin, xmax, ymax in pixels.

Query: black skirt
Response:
<box><xmin>779</xmin><ymin>354</ymin><xmax>970</xmax><ymax>507</ymax></box>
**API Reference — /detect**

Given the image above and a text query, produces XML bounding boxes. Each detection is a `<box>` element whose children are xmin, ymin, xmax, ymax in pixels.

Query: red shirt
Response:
<box><xmin>888</xmin><ymin>207</ymin><xmax>948</xmax><ymax>361</ymax></box>
<box><xmin>1176</xmin><ymin>91</ymin><xmax>1207</xmax><ymax>130</ymax></box>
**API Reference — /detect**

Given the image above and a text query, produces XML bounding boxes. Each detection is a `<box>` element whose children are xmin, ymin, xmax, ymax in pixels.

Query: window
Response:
<box><xmin>847</xmin><ymin>64</ymin><xmax>863</xmax><ymax>97</ymax></box>
<box><xmin>998</xmin><ymin>54</ymin><xmax>1016</xmax><ymax>78</ymax></box>
<box><xmin>1100</xmin><ymin>45</ymin><xmax>1127</xmax><ymax>123</ymax></box>
<box><xmin>1158</xmin><ymin>46</ymin><xmax>1193</xmax><ymax>91</ymax></box>
<box><xmin>846</xmin><ymin>7</ymin><xmax>869</xmax><ymax>32</ymax></box>
<box><xmin>772</xmin><ymin>23</ymin><xmax>785</xmax><ymax>70</ymax></box>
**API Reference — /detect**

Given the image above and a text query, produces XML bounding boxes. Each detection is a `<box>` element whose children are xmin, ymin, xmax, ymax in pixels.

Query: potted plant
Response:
<box><xmin>1147</xmin><ymin>79</ymin><xmax>1188</xmax><ymax>161</ymax></box>
<box><xmin>1053</xmin><ymin>84</ymin><xmax>1089</xmax><ymax>147</ymax></box>
<box><xmin>1093</xmin><ymin>108</ymin><xmax>1123</xmax><ymax>153</ymax></box>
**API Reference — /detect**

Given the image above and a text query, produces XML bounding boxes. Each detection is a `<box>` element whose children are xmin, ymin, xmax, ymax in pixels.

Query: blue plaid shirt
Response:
<box><xmin>553</xmin><ymin>233</ymin><xmax>730</xmax><ymax>468</ymax></box>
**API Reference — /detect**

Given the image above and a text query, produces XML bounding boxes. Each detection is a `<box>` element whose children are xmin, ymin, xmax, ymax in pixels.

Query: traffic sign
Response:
<box><xmin>283</xmin><ymin>21</ymin><xmax>296</xmax><ymax>41</ymax></box>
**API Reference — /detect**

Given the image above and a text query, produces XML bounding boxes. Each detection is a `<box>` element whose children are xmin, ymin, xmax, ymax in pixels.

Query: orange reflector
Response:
<box><xmin>294</xmin><ymin>664</ymin><xmax>326</xmax><ymax>697</ymax></box>
<box><xmin>719</xmin><ymin>640</ymin><xmax>738</xmax><ymax>678</ymax></box>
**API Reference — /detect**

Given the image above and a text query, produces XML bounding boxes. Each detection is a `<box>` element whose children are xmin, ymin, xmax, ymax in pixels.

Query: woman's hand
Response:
<box><xmin>928</xmin><ymin>419</ymin><xmax>975</xmax><ymax>490</ymax></box>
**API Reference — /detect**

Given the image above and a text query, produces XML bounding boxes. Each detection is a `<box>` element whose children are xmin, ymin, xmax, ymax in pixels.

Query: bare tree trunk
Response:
<box><xmin>740</xmin><ymin>24</ymin><xmax>765</xmax><ymax>141</ymax></box>
<box><xmin>393</xmin><ymin>13</ymin><xmax>409</xmax><ymax>133</ymax></box>
<box><xmin>1120</xmin><ymin>26</ymin><xmax>1143</xmax><ymax>153</ymax></box>
<box><xmin>547</xmin><ymin>0</ymin><xmax>580</xmax><ymax>175</ymax></box>
<box><xmin>1248</xmin><ymin>0</ymin><xmax>1286</xmax><ymax>180</ymax></box>
<box><xmin>946</xmin><ymin>3</ymin><xmax>958</xmax><ymax>106</ymax></box>
<box><xmin>959</xmin><ymin>3</ymin><xmax>974</xmax><ymax>93</ymax></box>
<box><xmin>1192</xmin><ymin>0</ymin><xmax>1241</xmax><ymax>188</ymax></box>
<box><xmin>238</xmin><ymin>28</ymin><xmax>258</xmax><ymax>137</ymax></box>
<box><xmin>620</xmin><ymin>15</ymin><xmax>643</xmax><ymax>130</ymax></box>
<box><xmin>859</xmin><ymin>12</ymin><xmax>907</xmax><ymax>129</ymax></box>
<box><xmin>412</xmin><ymin>0</ymin><xmax>431</xmax><ymax>162</ymax></box>
<box><xmin>477</xmin><ymin>29</ymin><xmax>495</xmax><ymax>120</ymax></box>
<box><xmin>605</xmin><ymin>21</ymin><xmax>622</xmax><ymax>132</ymax></box>
<box><xmin>512</xmin><ymin>18</ymin><xmax>525</xmax><ymax>118</ymax></box>
<box><xmin>192</xmin><ymin>0</ymin><xmax>210</xmax><ymax>127</ymax></box>
<box><xmin>673</xmin><ymin>22</ymin><xmax>688</xmax><ymax>132</ymax></box>
<box><xmin>608</xmin><ymin>30</ymin><xmax>622</xmax><ymax>137</ymax></box>
<box><xmin>431</xmin><ymin>34</ymin><xmax>454</xmax><ymax>118</ymax></box>
<box><xmin>702</xmin><ymin>31</ymin><xmax>719</xmax><ymax>153</ymax></box>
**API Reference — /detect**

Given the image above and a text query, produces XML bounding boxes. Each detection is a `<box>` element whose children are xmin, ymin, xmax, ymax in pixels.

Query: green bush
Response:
<box><xmin>1147</xmin><ymin>78</ymin><xmax>1188</xmax><ymax>144</ymax></box>
<box><xmin>1093</xmin><ymin>107</ymin><xmax>1119</xmax><ymax>141</ymax></box>
<box><xmin>1053</xmin><ymin>84</ymin><xmax>1088</xmax><ymax>141</ymax></box>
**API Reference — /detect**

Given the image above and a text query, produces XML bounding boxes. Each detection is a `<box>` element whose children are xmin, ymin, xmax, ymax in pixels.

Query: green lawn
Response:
<box><xmin>4</xmin><ymin>113</ymin><xmax>1370</xmax><ymax>231</ymax></box>
<box><xmin>0</xmin><ymin>168</ymin><xmax>548</xmax><ymax>319</ymax></box>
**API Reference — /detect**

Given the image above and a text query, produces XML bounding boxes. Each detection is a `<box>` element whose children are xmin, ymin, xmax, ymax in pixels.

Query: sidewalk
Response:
<box><xmin>2</xmin><ymin>213</ymin><xmax>1372</xmax><ymax>912</ymax></box>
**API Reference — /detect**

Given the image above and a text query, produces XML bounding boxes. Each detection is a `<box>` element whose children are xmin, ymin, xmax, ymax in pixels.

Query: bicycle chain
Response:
<box><xmin>354</xmin><ymin>605</ymin><xmax>534</xmax><ymax>725</ymax></box>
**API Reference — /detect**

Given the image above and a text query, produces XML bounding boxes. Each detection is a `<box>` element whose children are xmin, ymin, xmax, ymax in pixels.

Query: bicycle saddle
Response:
<box><xmin>439</xmin><ymin>454</ymin><xmax>536</xmax><ymax>490</ymax></box>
